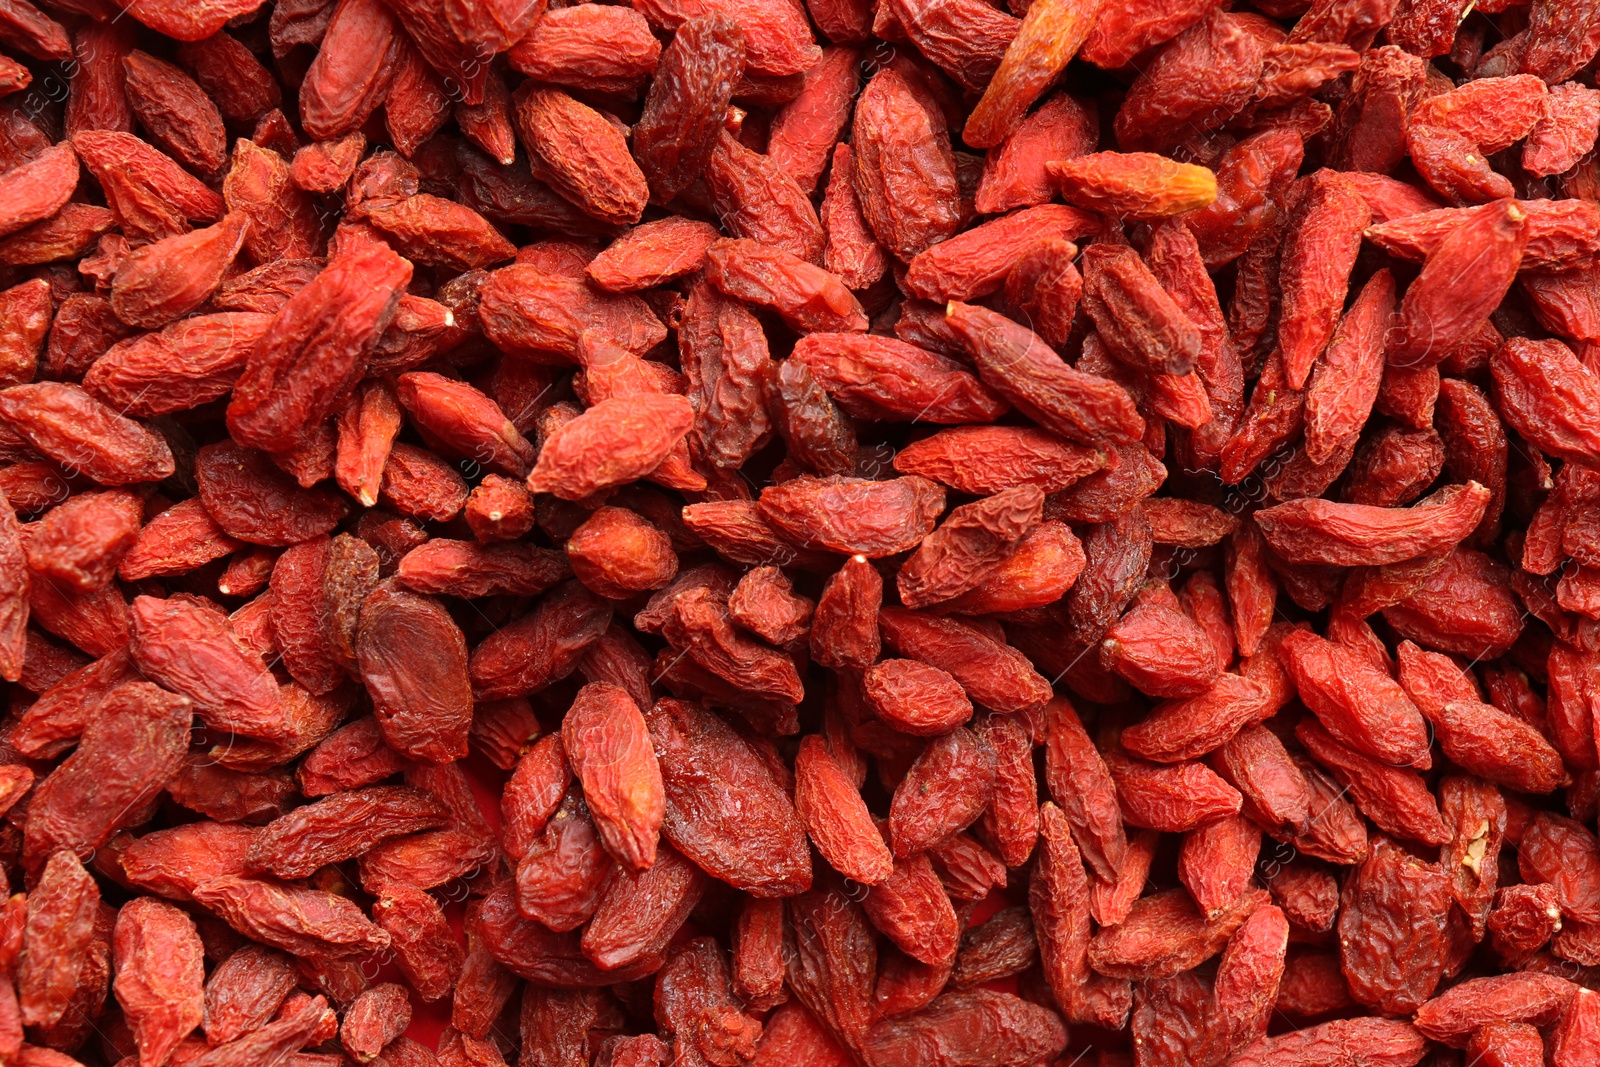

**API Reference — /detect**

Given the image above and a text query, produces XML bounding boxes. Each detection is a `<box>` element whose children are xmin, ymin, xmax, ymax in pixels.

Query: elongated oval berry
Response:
<box><xmin>794</xmin><ymin>735</ymin><xmax>893</xmax><ymax>885</ymax></box>
<box><xmin>561</xmin><ymin>682</ymin><xmax>665</xmax><ymax>873</ymax></box>
<box><xmin>852</xmin><ymin>68</ymin><xmax>961</xmax><ymax>262</ymax></box>
<box><xmin>227</xmin><ymin>240</ymin><xmax>413</xmax><ymax>455</ymax></box>
<box><xmin>0</xmin><ymin>383</ymin><xmax>174</xmax><ymax>485</ymax></box>
<box><xmin>526</xmin><ymin>395</ymin><xmax>695</xmax><ymax>501</ymax></box>
<box><xmin>355</xmin><ymin>582</ymin><xmax>472</xmax><ymax>763</ymax></box>
<box><xmin>515</xmin><ymin>86</ymin><xmax>648</xmax><ymax>226</ymax></box>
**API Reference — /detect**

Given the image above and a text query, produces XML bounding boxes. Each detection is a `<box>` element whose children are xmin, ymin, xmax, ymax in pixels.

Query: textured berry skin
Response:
<box><xmin>6</xmin><ymin>2</ymin><xmax>1600</xmax><ymax>1061</ymax></box>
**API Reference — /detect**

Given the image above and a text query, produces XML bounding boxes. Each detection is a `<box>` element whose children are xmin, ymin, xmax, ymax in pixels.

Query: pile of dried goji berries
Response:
<box><xmin>1</xmin><ymin>0</ymin><xmax>1600</xmax><ymax>1063</ymax></box>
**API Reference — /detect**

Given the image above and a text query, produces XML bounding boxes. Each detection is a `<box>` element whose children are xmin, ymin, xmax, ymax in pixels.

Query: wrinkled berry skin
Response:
<box><xmin>7</xmin><ymin>1</ymin><xmax>1600</xmax><ymax>1061</ymax></box>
